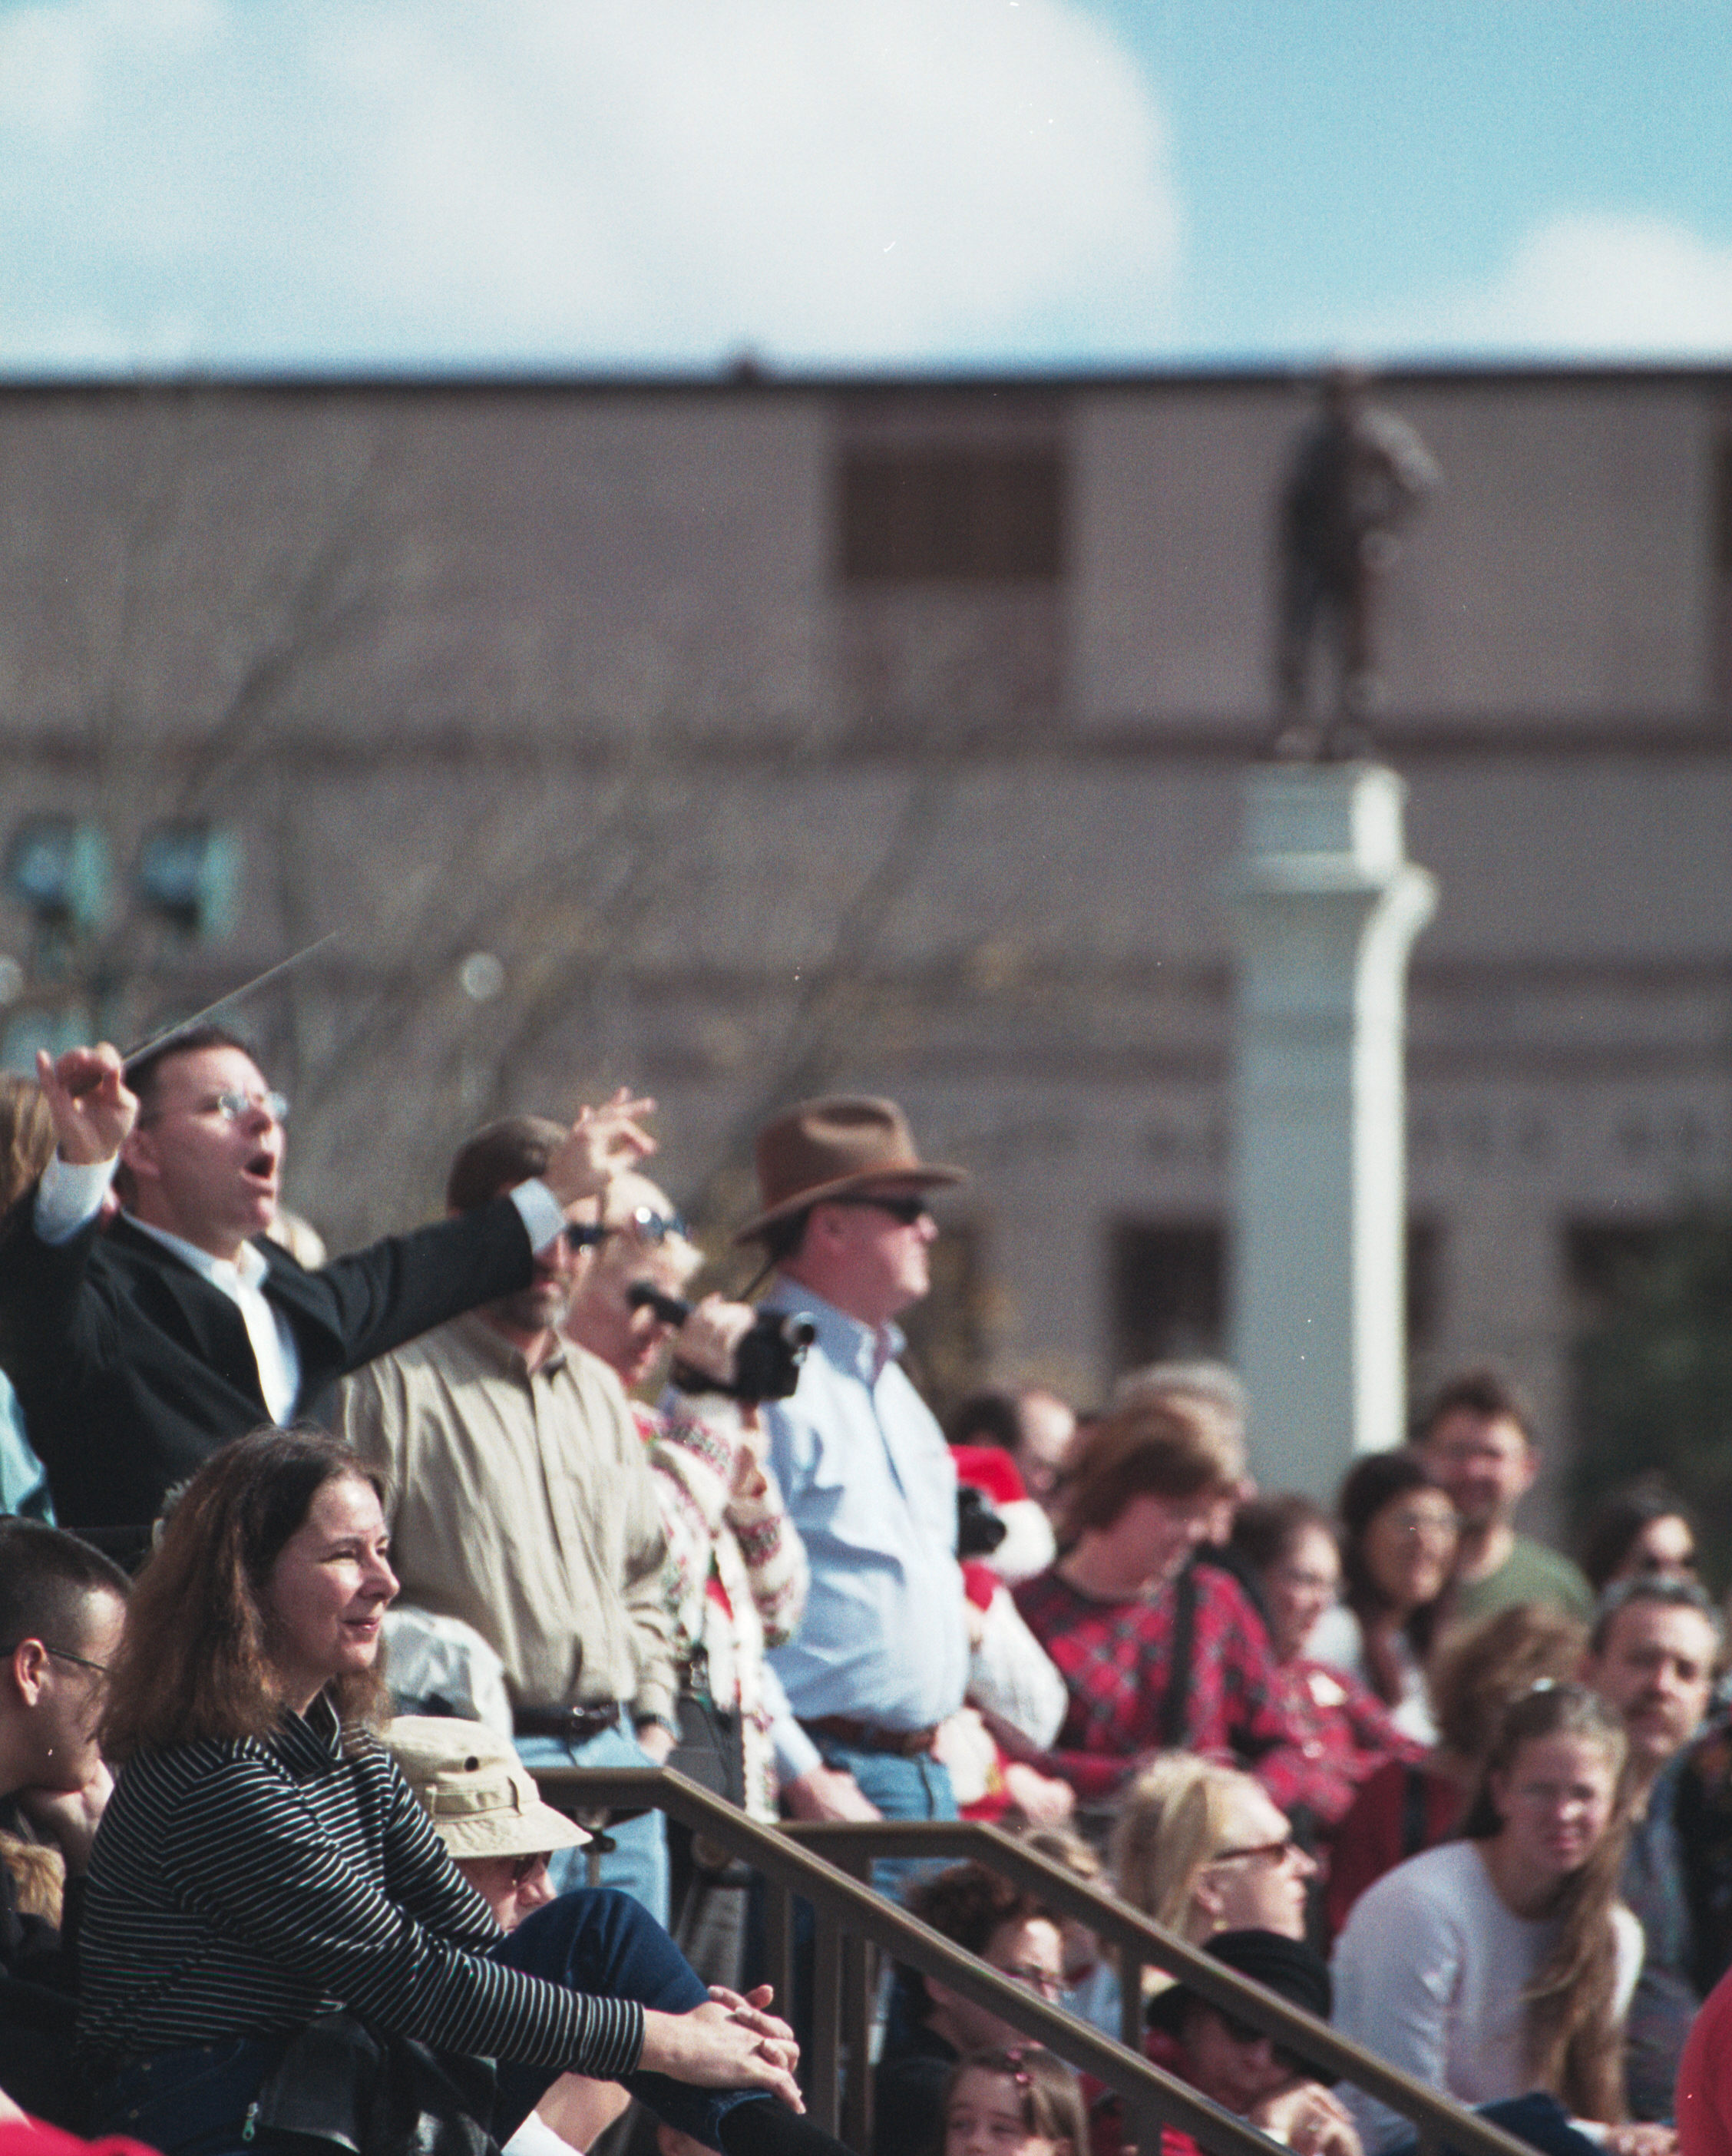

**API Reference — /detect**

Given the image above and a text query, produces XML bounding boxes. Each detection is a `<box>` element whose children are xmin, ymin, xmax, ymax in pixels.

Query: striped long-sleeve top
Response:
<box><xmin>78</xmin><ymin>1695</ymin><xmax>644</xmax><ymax>2077</ymax></box>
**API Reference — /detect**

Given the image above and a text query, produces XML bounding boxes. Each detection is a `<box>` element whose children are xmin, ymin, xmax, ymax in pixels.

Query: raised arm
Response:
<box><xmin>35</xmin><ymin>1043</ymin><xmax>137</xmax><ymax>1166</ymax></box>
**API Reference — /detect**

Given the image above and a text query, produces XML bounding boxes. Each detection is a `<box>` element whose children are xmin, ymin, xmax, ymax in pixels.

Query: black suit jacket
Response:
<box><xmin>0</xmin><ymin>1192</ymin><xmax>534</xmax><ymax>1547</ymax></box>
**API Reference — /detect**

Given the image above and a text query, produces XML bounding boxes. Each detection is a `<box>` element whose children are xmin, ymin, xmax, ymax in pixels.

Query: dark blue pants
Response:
<box><xmin>92</xmin><ymin>1887</ymin><xmax>768</xmax><ymax>2156</ymax></box>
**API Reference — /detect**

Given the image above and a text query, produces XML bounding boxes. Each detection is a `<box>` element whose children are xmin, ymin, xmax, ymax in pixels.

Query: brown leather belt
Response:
<box><xmin>514</xmin><ymin>1701</ymin><xmax>621</xmax><ymax>1745</ymax></box>
<box><xmin>805</xmin><ymin>1715</ymin><xmax>940</xmax><ymax>1758</ymax></box>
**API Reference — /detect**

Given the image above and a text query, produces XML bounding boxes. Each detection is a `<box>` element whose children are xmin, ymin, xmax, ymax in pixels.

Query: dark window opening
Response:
<box><xmin>837</xmin><ymin>448</ymin><xmax>1065</xmax><ymax>584</ymax></box>
<box><xmin>1111</xmin><ymin>1216</ymin><xmax>1445</xmax><ymax>1387</ymax></box>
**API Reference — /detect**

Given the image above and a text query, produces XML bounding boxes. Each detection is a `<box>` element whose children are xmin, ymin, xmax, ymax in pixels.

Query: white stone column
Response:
<box><xmin>1227</xmin><ymin>764</ymin><xmax>1436</xmax><ymax>1496</ymax></box>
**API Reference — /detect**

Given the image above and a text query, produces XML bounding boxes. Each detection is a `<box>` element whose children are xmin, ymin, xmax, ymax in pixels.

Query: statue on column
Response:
<box><xmin>1271</xmin><ymin>366</ymin><xmax>1441</xmax><ymax>761</ymax></box>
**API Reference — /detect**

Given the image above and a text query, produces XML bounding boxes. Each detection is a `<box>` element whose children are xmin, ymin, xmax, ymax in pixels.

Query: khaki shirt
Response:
<box><xmin>338</xmin><ymin>1312</ymin><xmax>676</xmax><ymax>1726</ymax></box>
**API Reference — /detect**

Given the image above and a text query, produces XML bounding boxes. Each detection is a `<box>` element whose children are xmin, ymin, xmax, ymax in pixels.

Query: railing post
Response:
<box><xmin>1120</xmin><ymin>1946</ymin><xmax>1146</xmax><ymax>2053</ymax></box>
<box><xmin>811</xmin><ymin>1907</ymin><xmax>845</xmax><ymax>2136</ymax></box>
<box><xmin>764</xmin><ymin>1880</ymin><xmax>794</xmax><ymax>2042</ymax></box>
<box><xmin>839</xmin><ymin>1849</ymin><xmax>876</xmax><ymax>2156</ymax></box>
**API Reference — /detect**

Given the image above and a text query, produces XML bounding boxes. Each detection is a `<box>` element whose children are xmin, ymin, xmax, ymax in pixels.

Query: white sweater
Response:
<box><xmin>1330</xmin><ymin>1840</ymin><xmax>1643</xmax><ymax>2152</ymax></box>
<box><xmin>1307</xmin><ymin>1602</ymin><xmax>1436</xmax><ymax>1744</ymax></box>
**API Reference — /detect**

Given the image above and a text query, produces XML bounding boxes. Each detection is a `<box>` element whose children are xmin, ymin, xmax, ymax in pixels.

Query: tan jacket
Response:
<box><xmin>338</xmin><ymin>1311</ymin><xmax>676</xmax><ymax>1727</ymax></box>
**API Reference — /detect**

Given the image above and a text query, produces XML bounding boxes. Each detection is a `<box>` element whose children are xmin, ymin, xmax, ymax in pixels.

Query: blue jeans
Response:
<box><xmin>812</xmin><ymin>1738</ymin><xmax>956</xmax><ymax>1905</ymax></box>
<box><xmin>515</xmin><ymin>1722</ymin><xmax>670</xmax><ymax>1926</ymax></box>
<box><xmin>91</xmin><ymin>1889</ymin><xmax>767</xmax><ymax>2156</ymax></box>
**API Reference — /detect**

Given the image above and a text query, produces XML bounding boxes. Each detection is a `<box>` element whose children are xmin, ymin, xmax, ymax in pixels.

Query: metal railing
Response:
<box><xmin>532</xmin><ymin>1766</ymin><xmax>1535</xmax><ymax>2156</ymax></box>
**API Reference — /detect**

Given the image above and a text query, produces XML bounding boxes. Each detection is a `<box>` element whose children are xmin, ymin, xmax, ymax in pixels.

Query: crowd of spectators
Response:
<box><xmin>5</xmin><ymin>1033</ymin><xmax>1732</xmax><ymax>2156</ymax></box>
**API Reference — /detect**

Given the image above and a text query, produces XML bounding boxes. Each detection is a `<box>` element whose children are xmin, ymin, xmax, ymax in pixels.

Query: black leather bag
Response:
<box><xmin>250</xmin><ymin>2012</ymin><xmax>502</xmax><ymax>2156</ymax></box>
<box><xmin>663</xmin><ymin>1686</ymin><xmax>746</xmax><ymax>1810</ymax></box>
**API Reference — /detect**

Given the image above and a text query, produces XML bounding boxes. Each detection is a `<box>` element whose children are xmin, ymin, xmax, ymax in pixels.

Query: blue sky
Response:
<box><xmin>1</xmin><ymin>0</ymin><xmax>1727</xmax><ymax>376</ymax></box>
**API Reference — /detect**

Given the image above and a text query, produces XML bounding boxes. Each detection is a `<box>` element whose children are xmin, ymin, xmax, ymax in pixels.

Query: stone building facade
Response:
<box><xmin>2</xmin><ymin>365</ymin><xmax>1728</xmax><ymax>1515</ymax></box>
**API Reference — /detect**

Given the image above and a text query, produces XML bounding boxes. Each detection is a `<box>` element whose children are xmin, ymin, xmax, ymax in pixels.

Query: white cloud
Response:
<box><xmin>1345</xmin><ymin>213</ymin><xmax>1732</xmax><ymax>362</ymax></box>
<box><xmin>0</xmin><ymin>0</ymin><xmax>1181</xmax><ymax>372</ymax></box>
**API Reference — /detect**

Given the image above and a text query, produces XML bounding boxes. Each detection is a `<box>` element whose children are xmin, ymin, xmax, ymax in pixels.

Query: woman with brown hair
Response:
<box><xmin>77</xmin><ymin>1427</ymin><xmax>845</xmax><ymax>2156</ymax></box>
<box><xmin>1331</xmin><ymin>1685</ymin><xmax>1656</xmax><ymax>2156</ymax></box>
<box><xmin>1012</xmin><ymin>1394</ymin><xmax>1327</xmax><ymax>1817</ymax></box>
<box><xmin>1307</xmin><ymin>1452</ymin><xmax>1457</xmax><ymax>1745</ymax></box>
<box><xmin>1322</xmin><ymin>1602</ymin><xmax>1588</xmax><ymax>1939</ymax></box>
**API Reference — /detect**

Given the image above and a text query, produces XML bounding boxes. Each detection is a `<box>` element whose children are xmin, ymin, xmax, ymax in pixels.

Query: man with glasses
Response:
<box><xmin>339</xmin><ymin>1117</ymin><xmax>689</xmax><ymax>1923</ymax></box>
<box><xmin>739</xmin><ymin>1096</ymin><xmax>972</xmax><ymax>1842</ymax></box>
<box><xmin>0</xmin><ymin>1518</ymin><xmax>129</xmax><ymax>2125</ymax></box>
<box><xmin>2</xmin><ymin>1028</ymin><xmax>653</xmax><ymax>1556</ymax></box>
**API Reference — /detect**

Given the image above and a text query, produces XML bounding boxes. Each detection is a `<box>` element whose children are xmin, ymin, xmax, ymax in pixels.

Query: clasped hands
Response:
<box><xmin>637</xmin><ymin>1984</ymin><xmax>805</xmax><ymax>2113</ymax></box>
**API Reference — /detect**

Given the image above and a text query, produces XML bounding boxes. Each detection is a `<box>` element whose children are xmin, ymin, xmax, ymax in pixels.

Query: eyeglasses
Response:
<box><xmin>144</xmin><ymin>1088</ymin><xmax>289</xmax><ymax>1127</ymax></box>
<box><xmin>1383</xmin><ymin>1506</ymin><xmax>1459</xmax><ymax>1539</ymax></box>
<box><xmin>621</xmin><ymin>1205</ymin><xmax>688</xmax><ymax>1245</ymax></box>
<box><xmin>0</xmin><ymin>1641</ymin><xmax>110</xmax><ymax>1678</ymax></box>
<box><xmin>1207</xmin><ymin>1834</ymin><xmax>1304</xmax><ymax>1869</ymax></box>
<box><xmin>994</xmin><ymin>1960</ymin><xmax>1066</xmax><ymax>1999</ymax></box>
<box><xmin>825</xmin><ymin>1194</ymin><xmax>932</xmax><ymax>1227</ymax></box>
<box><xmin>563</xmin><ymin>1222</ymin><xmax>610</xmax><ymax>1249</ymax></box>
<box><xmin>511</xmin><ymin>1852</ymin><xmax>550</xmax><ymax>1885</ymax></box>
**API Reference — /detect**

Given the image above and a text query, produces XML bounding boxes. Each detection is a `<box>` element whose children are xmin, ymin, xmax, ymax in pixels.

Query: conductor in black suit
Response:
<box><xmin>0</xmin><ymin>1027</ymin><xmax>655</xmax><ymax>1554</ymax></box>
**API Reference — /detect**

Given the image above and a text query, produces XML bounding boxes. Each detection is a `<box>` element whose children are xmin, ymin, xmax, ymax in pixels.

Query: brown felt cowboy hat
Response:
<box><xmin>733</xmin><ymin>1095</ymin><xmax>966</xmax><ymax>1245</ymax></box>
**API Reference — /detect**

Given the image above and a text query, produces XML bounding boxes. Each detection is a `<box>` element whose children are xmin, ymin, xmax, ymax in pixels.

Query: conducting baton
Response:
<box><xmin>120</xmin><ymin>931</ymin><xmax>342</xmax><ymax>1070</ymax></box>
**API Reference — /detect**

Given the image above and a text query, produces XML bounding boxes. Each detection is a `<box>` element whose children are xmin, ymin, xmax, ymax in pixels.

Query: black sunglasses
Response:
<box><xmin>824</xmin><ymin>1194</ymin><xmax>933</xmax><ymax>1227</ymax></box>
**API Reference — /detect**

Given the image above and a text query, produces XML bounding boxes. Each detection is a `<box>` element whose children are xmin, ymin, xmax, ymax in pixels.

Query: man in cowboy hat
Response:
<box><xmin>739</xmin><ymin>1096</ymin><xmax>971</xmax><ymax>1844</ymax></box>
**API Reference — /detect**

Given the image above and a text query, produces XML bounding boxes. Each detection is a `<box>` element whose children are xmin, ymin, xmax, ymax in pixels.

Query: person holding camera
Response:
<box><xmin>337</xmin><ymin>1115</ymin><xmax>689</xmax><ymax>1926</ymax></box>
<box><xmin>564</xmin><ymin>1172</ymin><xmax>811</xmax><ymax>1988</ymax></box>
<box><xmin>740</xmin><ymin>1096</ymin><xmax>973</xmax><ymax>1862</ymax></box>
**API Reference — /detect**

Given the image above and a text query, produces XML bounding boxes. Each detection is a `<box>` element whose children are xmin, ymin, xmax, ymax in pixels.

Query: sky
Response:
<box><xmin>1</xmin><ymin>0</ymin><xmax>1728</xmax><ymax>378</ymax></box>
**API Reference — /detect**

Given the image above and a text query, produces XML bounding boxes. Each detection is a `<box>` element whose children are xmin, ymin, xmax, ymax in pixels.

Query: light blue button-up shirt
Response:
<box><xmin>760</xmin><ymin>1278</ymin><xmax>970</xmax><ymax>1769</ymax></box>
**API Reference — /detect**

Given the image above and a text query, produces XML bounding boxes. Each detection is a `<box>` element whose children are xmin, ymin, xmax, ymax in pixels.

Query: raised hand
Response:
<box><xmin>543</xmin><ymin>1088</ymin><xmax>657</xmax><ymax>1209</ymax></box>
<box><xmin>37</xmin><ymin>1043</ymin><xmax>137</xmax><ymax>1166</ymax></box>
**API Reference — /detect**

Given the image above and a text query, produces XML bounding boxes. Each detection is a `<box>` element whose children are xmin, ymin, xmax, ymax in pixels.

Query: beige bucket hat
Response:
<box><xmin>387</xmin><ymin>1715</ymin><xmax>590</xmax><ymax>1860</ymax></box>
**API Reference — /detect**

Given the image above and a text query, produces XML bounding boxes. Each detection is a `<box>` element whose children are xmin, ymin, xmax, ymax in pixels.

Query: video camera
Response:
<box><xmin>626</xmin><ymin>1281</ymin><xmax>816</xmax><ymax>1404</ymax></box>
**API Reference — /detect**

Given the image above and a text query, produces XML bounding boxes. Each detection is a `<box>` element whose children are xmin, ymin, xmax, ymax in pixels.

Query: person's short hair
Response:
<box><xmin>126</xmin><ymin>1024</ymin><xmax>260</xmax><ymax>1116</ymax></box>
<box><xmin>1419</xmin><ymin>1364</ymin><xmax>1535</xmax><ymax>1448</ymax></box>
<box><xmin>100</xmin><ymin>1425</ymin><xmax>390</xmax><ymax>1761</ymax></box>
<box><xmin>1111</xmin><ymin>1359</ymin><xmax>1248</xmax><ymax>1431</ymax></box>
<box><xmin>445</xmin><ymin>1116</ymin><xmax>568</xmax><ymax>1213</ymax></box>
<box><xmin>0</xmin><ymin>1073</ymin><xmax>56</xmax><ymax>1219</ymax></box>
<box><xmin>1229</xmin><ymin>1493</ymin><xmax>1337</xmax><ymax>1577</ymax></box>
<box><xmin>1015</xmin><ymin>1819</ymin><xmax>1104</xmax><ymax>1885</ymax></box>
<box><xmin>756</xmin><ymin>1207</ymin><xmax>811</xmax><ymax>1269</ymax></box>
<box><xmin>946</xmin><ymin>1390</ymin><xmax>1025</xmax><ymax>1453</ymax></box>
<box><xmin>899</xmin><ymin>1862</ymin><xmax>1053</xmax><ymax>2022</ymax></box>
<box><xmin>1429</xmin><ymin>1602</ymin><xmax>1588</xmax><ymax>1764</ymax></box>
<box><xmin>942</xmin><ymin>2047</ymin><xmax>1087</xmax><ymax>2156</ymax></box>
<box><xmin>1580</xmin><ymin>1480</ymin><xmax>1699</xmax><ymax>1597</ymax></box>
<box><xmin>0</xmin><ymin>1520</ymin><xmax>128</xmax><ymax>1658</ymax></box>
<box><xmin>117</xmin><ymin>1025</ymin><xmax>266</xmax><ymax>1211</ymax></box>
<box><xmin>1588</xmin><ymin>1574</ymin><xmax>1720</xmax><ymax>1660</ymax></box>
<box><xmin>1059</xmin><ymin>1393</ymin><xmax>1242</xmax><ymax>1539</ymax></box>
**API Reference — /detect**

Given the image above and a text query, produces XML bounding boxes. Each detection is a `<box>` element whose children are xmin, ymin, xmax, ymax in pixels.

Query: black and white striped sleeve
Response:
<box><xmin>157</xmin><ymin>1747</ymin><xmax>643</xmax><ymax>2078</ymax></box>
